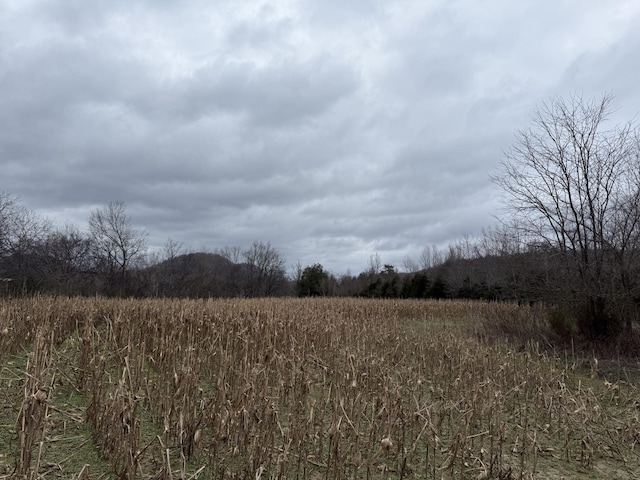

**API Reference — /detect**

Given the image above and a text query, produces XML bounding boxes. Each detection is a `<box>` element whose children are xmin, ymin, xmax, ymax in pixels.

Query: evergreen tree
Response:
<box><xmin>297</xmin><ymin>263</ymin><xmax>329</xmax><ymax>296</ymax></box>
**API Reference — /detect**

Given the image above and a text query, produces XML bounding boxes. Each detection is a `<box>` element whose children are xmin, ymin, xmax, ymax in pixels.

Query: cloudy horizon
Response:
<box><xmin>2</xmin><ymin>0</ymin><xmax>640</xmax><ymax>274</ymax></box>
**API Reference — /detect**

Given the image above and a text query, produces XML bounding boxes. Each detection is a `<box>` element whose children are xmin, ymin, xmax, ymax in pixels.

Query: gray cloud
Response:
<box><xmin>2</xmin><ymin>0</ymin><xmax>640</xmax><ymax>274</ymax></box>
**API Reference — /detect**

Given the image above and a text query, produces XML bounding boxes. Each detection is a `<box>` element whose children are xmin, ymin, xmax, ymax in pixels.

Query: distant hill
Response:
<box><xmin>144</xmin><ymin>252</ymin><xmax>243</xmax><ymax>297</ymax></box>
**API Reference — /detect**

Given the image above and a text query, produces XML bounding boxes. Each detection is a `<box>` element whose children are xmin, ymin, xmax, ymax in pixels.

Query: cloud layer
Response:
<box><xmin>2</xmin><ymin>0</ymin><xmax>640</xmax><ymax>273</ymax></box>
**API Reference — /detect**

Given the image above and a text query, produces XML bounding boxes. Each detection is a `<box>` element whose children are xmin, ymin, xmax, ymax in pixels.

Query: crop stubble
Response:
<box><xmin>0</xmin><ymin>297</ymin><xmax>639</xmax><ymax>479</ymax></box>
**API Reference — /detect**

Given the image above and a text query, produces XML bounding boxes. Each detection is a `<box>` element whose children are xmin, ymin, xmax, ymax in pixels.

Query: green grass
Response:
<box><xmin>0</xmin><ymin>337</ymin><xmax>113</xmax><ymax>479</ymax></box>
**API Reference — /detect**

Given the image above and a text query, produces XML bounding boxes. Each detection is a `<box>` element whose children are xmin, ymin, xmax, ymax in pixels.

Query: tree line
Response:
<box><xmin>0</xmin><ymin>194</ymin><xmax>549</xmax><ymax>302</ymax></box>
<box><xmin>0</xmin><ymin>194</ymin><xmax>529</xmax><ymax>301</ymax></box>
<box><xmin>2</xmin><ymin>93</ymin><xmax>640</xmax><ymax>338</ymax></box>
<box><xmin>0</xmin><ymin>197</ymin><xmax>290</xmax><ymax>298</ymax></box>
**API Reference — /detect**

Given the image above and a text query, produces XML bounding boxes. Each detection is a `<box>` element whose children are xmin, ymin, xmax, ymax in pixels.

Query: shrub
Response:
<box><xmin>576</xmin><ymin>298</ymin><xmax>622</xmax><ymax>339</ymax></box>
<box><xmin>547</xmin><ymin>308</ymin><xmax>575</xmax><ymax>340</ymax></box>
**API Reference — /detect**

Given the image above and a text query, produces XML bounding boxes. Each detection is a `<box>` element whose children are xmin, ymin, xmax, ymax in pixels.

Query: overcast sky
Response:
<box><xmin>2</xmin><ymin>0</ymin><xmax>640</xmax><ymax>274</ymax></box>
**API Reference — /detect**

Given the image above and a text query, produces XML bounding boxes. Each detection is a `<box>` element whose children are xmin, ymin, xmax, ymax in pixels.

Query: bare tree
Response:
<box><xmin>492</xmin><ymin>93</ymin><xmax>640</xmax><ymax>335</ymax></box>
<box><xmin>88</xmin><ymin>201</ymin><xmax>147</xmax><ymax>294</ymax></box>
<box><xmin>217</xmin><ymin>245</ymin><xmax>243</xmax><ymax>264</ymax></box>
<box><xmin>0</xmin><ymin>191</ymin><xmax>19</xmax><ymax>257</ymax></box>
<box><xmin>367</xmin><ymin>253</ymin><xmax>382</xmax><ymax>275</ymax></box>
<box><xmin>402</xmin><ymin>256</ymin><xmax>420</xmax><ymax>273</ymax></box>
<box><xmin>0</xmin><ymin>192</ymin><xmax>47</xmax><ymax>255</ymax></box>
<box><xmin>242</xmin><ymin>241</ymin><xmax>287</xmax><ymax>297</ymax></box>
<box><xmin>42</xmin><ymin>223</ymin><xmax>93</xmax><ymax>294</ymax></box>
<box><xmin>0</xmin><ymin>192</ymin><xmax>52</xmax><ymax>290</ymax></box>
<box><xmin>478</xmin><ymin>222</ymin><xmax>526</xmax><ymax>257</ymax></box>
<box><xmin>292</xmin><ymin>260</ymin><xmax>304</xmax><ymax>284</ymax></box>
<box><xmin>419</xmin><ymin>245</ymin><xmax>444</xmax><ymax>270</ymax></box>
<box><xmin>163</xmin><ymin>237</ymin><xmax>183</xmax><ymax>262</ymax></box>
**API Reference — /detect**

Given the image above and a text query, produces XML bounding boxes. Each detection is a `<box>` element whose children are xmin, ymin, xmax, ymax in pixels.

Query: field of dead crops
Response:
<box><xmin>1</xmin><ymin>296</ymin><xmax>639</xmax><ymax>479</ymax></box>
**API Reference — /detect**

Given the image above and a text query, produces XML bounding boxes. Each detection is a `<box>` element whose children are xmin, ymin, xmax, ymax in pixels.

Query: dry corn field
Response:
<box><xmin>1</xmin><ymin>297</ymin><xmax>639</xmax><ymax>479</ymax></box>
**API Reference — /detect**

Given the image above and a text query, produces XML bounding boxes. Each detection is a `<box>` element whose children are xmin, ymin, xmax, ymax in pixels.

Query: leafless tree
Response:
<box><xmin>242</xmin><ymin>241</ymin><xmax>287</xmax><ymax>297</ymax></box>
<box><xmin>0</xmin><ymin>192</ymin><xmax>52</xmax><ymax>290</ymax></box>
<box><xmin>217</xmin><ymin>245</ymin><xmax>243</xmax><ymax>264</ymax></box>
<box><xmin>0</xmin><ymin>192</ymin><xmax>49</xmax><ymax>255</ymax></box>
<box><xmin>402</xmin><ymin>256</ymin><xmax>420</xmax><ymax>273</ymax></box>
<box><xmin>162</xmin><ymin>237</ymin><xmax>183</xmax><ymax>262</ymax></box>
<box><xmin>478</xmin><ymin>222</ymin><xmax>526</xmax><ymax>257</ymax></box>
<box><xmin>419</xmin><ymin>245</ymin><xmax>444</xmax><ymax>270</ymax></box>
<box><xmin>292</xmin><ymin>260</ymin><xmax>304</xmax><ymax>284</ymax></box>
<box><xmin>88</xmin><ymin>201</ymin><xmax>147</xmax><ymax>294</ymax></box>
<box><xmin>42</xmin><ymin>223</ymin><xmax>93</xmax><ymax>294</ymax></box>
<box><xmin>0</xmin><ymin>191</ymin><xmax>19</xmax><ymax>256</ymax></box>
<box><xmin>492</xmin><ymin>93</ymin><xmax>640</xmax><ymax>335</ymax></box>
<box><xmin>367</xmin><ymin>253</ymin><xmax>382</xmax><ymax>275</ymax></box>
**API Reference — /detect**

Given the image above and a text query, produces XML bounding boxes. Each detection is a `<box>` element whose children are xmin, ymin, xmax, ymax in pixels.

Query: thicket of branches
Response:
<box><xmin>492</xmin><ymin>93</ymin><xmax>640</xmax><ymax>337</ymax></box>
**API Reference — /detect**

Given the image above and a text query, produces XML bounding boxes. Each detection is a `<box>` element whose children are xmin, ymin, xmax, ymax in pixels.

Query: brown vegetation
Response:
<box><xmin>1</xmin><ymin>297</ymin><xmax>639</xmax><ymax>478</ymax></box>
